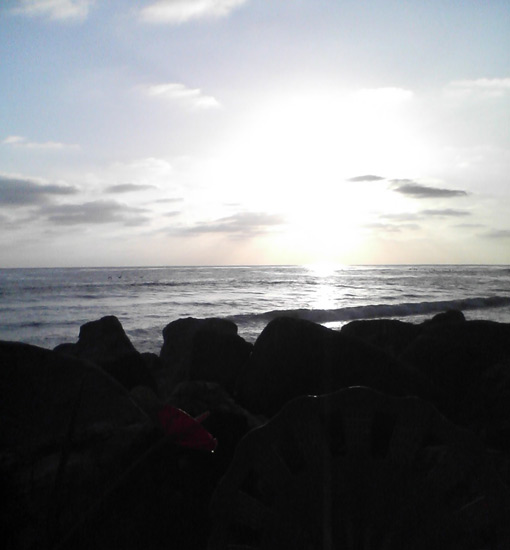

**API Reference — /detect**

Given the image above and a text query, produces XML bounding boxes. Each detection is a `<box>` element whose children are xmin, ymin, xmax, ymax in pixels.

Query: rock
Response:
<box><xmin>167</xmin><ymin>381</ymin><xmax>263</xmax><ymax>477</ymax></box>
<box><xmin>400</xmin><ymin>320</ymin><xmax>510</xmax><ymax>428</ymax></box>
<box><xmin>236</xmin><ymin>317</ymin><xmax>430</xmax><ymax>417</ymax></box>
<box><xmin>158</xmin><ymin>317</ymin><xmax>250</xmax><ymax>397</ymax></box>
<box><xmin>55</xmin><ymin>316</ymin><xmax>157</xmax><ymax>393</ymax></box>
<box><xmin>210</xmin><ymin>387</ymin><xmax>510</xmax><ymax>549</ymax></box>
<box><xmin>421</xmin><ymin>308</ymin><xmax>466</xmax><ymax>327</ymax></box>
<box><xmin>0</xmin><ymin>341</ymin><xmax>155</xmax><ymax>550</ymax></box>
<box><xmin>55</xmin><ymin>438</ymin><xmax>217</xmax><ymax>550</ymax></box>
<box><xmin>341</xmin><ymin>319</ymin><xmax>421</xmax><ymax>357</ymax></box>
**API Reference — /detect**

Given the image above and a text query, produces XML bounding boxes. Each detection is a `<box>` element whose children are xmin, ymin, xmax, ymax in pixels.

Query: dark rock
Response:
<box><xmin>422</xmin><ymin>308</ymin><xmax>466</xmax><ymax>327</ymax></box>
<box><xmin>55</xmin><ymin>315</ymin><xmax>137</xmax><ymax>363</ymax></box>
<box><xmin>55</xmin><ymin>438</ymin><xmax>216</xmax><ymax>550</ymax></box>
<box><xmin>55</xmin><ymin>316</ymin><xmax>157</xmax><ymax>392</ymax></box>
<box><xmin>236</xmin><ymin>317</ymin><xmax>430</xmax><ymax>417</ymax></box>
<box><xmin>0</xmin><ymin>340</ymin><xmax>155</xmax><ymax>550</ymax></box>
<box><xmin>341</xmin><ymin>318</ymin><xmax>421</xmax><ymax>357</ymax></box>
<box><xmin>158</xmin><ymin>317</ymin><xmax>249</xmax><ymax>397</ymax></box>
<box><xmin>400</xmin><ymin>320</ymin><xmax>510</xmax><ymax>428</ymax></box>
<box><xmin>210</xmin><ymin>387</ymin><xmax>510</xmax><ymax>549</ymax></box>
<box><xmin>167</xmin><ymin>380</ymin><xmax>263</xmax><ymax>476</ymax></box>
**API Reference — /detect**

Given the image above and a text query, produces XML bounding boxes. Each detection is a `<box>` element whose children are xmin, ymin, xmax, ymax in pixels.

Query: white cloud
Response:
<box><xmin>145</xmin><ymin>83</ymin><xmax>221</xmax><ymax>109</ymax></box>
<box><xmin>446</xmin><ymin>78</ymin><xmax>510</xmax><ymax>99</ymax></box>
<box><xmin>139</xmin><ymin>0</ymin><xmax>248</xmax><ymax>24</ymax></box>
<box><xmin>2</xmin><ymin>135</ymin><xmax>80</xmax><ymax>150</ymax></box>
<box><xmin>11</xmin><ymin>0</ymin><xmax>94</xmax><ymax>21</ymax></box>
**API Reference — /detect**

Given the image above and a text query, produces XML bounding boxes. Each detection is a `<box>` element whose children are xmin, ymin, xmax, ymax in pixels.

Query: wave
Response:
<box><xmin>228</xmin><ymin>296</ymin><xmax>510</xmax><ymax>325</ymax></box>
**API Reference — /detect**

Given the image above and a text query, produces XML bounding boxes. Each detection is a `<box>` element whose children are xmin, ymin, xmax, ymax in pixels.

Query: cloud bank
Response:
<box><xmin>139</xmin><ymin>0</ymin><xmax>248</xmax><ymax>24</ymax></box>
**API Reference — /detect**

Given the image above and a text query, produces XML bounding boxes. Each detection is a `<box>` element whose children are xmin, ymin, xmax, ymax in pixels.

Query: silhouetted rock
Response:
<box><xmin>236</xmin><ymin>317</ymin><xmax>429</xmax><ymax>417</ymax></box>
<box><xmin>55</xmin><ymin>438</ymin><xmax>216</xmax><ymax>550</ymax></box>
<box><xmin>422</xmin><ymin>308</ymin><xmax>466</xmax><ymax>327</ymax></box>
<box><xmin>0</xmin><ymin>340</ymin><xmax>155</xmax><ymax>550</ymax></box>
<box><xmin>55</xmin><ymin>315</ymin><xmax>157</xmax><ymax>392</ymax></box>
<box><xmin>167</xmin><ymin>380</ymin><xmax>263</xmax><ymax>476</ymax></box>
<box><xmin>158</xmin><ymin>317</ymin><xmax>250</xmax><ymax>397</ymax></box>
<box><xmin>210</xmin><ymin>387</ymin><xmax>510</xmax><ymax>549</ymax></box>
<box><xmin>341</xmin><ymin>318</ymin><xmax>421</xmax><ymax>357</ymax></box>
<box><xmin>400</xmin><ymin>320</ymin><xmax>510</xmax><ymax>429</ymax></box>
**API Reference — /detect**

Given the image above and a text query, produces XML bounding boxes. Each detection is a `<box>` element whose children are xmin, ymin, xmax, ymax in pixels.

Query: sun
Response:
<box><xmin>202</xmin><ymin>87</ymin><xmax>422</xmax><ymax>263</ymax></box>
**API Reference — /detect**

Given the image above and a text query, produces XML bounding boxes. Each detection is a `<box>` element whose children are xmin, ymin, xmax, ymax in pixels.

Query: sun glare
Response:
<box><xmin>204</xmin><ymin>89</ymin><xmax>424</xmax><ymax>263</ymax></box>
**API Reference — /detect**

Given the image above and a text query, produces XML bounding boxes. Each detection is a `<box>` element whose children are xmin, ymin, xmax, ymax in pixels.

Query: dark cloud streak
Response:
<box><xmin>0</xmin><ymin>176</ymin><xmax>77</xmax><ymax>206</ymax></box>
<box><xmin>347</xmin><ymin>175</ymin><xmax>385</xmax><ymax>182</ymax></box>
<box><xmin>392</xmin><ymin>181</ymin><xmax>468</xmax><ymax>198</ymax></box>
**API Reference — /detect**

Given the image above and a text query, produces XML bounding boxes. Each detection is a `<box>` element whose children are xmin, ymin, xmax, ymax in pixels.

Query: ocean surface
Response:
<box><xmin>1</xmin><ymin>265</ymin><xmax>510</xmax><ymax>354</ymax></box>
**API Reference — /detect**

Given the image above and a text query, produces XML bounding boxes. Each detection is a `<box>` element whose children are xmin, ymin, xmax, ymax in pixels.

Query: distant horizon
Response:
<box><xmin>2</xmin><ymin>262</ymin><xmax>510</xmax><ymax>270</ymax></box>
<box><xmin>1</xmin><ymin>1</ymin><xmax>509</xmax><ymax>266</ymax></box>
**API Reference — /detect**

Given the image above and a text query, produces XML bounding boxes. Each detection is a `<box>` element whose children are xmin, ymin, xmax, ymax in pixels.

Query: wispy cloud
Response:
<box><xmin>347</xmin><ymin>175</ymin><xmax>385</xmax><ymax>182</ymax></box>
<box><xmin>139</xmin><ymin>0</ymin><xmax>248</xmax><ymax>24</ymax></box>
<box><xmin>391</xmin><ymin>180</ymin><xmax>468</xmax><ymax>199</ymax></box>
<box><xmin>2</xmin><ymin>135</ymin><xmax>80</xmax><ymax>150</ymax></box>
<box><xmin>446</xmin><ymin>78</ymin><xmax>510</xmax><ymax>99</ymax></box>
<box><xmin>421</xmin><ymin>208</ymin><xmax>471</xmax><ymax>217</ymax></box>
<box><xmin>482</xmin><ymin>229</ymin><xmax>510</xmax><ymax>239</ymax></box>
<box><xmin>40</xmin><ymin>200</ymin><xmax>149</xmax><ymax>226</ymax></box>
<box><xmin>144</xmin><ymin>83</ymin><xmax>221</xmax><ymax>110</ymax></box>
<box><xmin>0</xmin><ymin>175</ymin><xmax>78</xmax><ymax>206</ymax></box>
<box><xmin>105</xmin><ymin>183</ymin><xmax>157</xmax><ymax>194</ymax></box>
<box><xmin>11</xmin><ymin>0</ymin><xmax>94</xmax><ymax>21</ymax></box>
<box><xmin>180</xmin><ymin>212</ymin><xmax>285</xmax><ymax>238</ymax></box>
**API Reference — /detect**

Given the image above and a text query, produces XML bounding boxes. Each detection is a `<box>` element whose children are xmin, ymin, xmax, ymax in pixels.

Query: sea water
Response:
<box><xmin>1</xmin><ymin>265</ymin><xmax>509</xmax><ymax>354</ymax></box>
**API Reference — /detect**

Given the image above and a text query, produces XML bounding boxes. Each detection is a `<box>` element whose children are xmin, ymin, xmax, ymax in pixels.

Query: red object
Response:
<box><xmin>158</xmin><ymin>405</ymin><xmax>217</xmax><ymax>452</ymax></box>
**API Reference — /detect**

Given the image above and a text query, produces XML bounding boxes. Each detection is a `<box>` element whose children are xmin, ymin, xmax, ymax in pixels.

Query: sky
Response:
<box><xmin>0</xmin><ymin>0</ymin><xmax>509</xmax><ymax>267</ymax></box>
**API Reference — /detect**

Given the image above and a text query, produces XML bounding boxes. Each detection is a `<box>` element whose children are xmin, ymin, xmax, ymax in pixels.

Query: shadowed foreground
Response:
<box><xmin>1</xmin><ymin>312</ymin><xmax>509</xmax><ymax>549</ymax></box>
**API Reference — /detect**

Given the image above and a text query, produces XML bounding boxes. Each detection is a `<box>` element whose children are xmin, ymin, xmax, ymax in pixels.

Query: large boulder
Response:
<box><xmin>55</xmin><ymin>315</ymin><xmax>156</xmax><ymax>392</ymax></box>
<box><xmin>400</xmin><ymin>320</ymin><xmax>510</xmax><ymax>428</ymax></box>
<box><xmin>0</xmin><ymin>341</ymin><xmax>155</xmax><ymax>550</ymax></box>
<box><xmin>158</xmin><ymin>317</ymin><xmax>251</xmax><ymax>397</ymax></box>
<box><xmin>236</xmin><ymin>317</ymin><xmax>430</xmax><ymax>417</ymax></box>
<box><xmin>341</xmin><ymin>319</ymin><xmax>421</xmax><ymax>357</ymax></box>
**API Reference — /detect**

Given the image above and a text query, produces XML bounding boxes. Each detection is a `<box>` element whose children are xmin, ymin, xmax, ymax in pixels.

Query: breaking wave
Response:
<box><xmin>228</xmin><ymin>296</ymin><xmax>510</xmax><ymax>325</ymax></box>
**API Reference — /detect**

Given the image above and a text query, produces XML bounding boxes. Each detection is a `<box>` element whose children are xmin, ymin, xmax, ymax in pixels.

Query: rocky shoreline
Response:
<box><xmin>2</xmin><ymin>311</ymin><xmax>510</xmax><ymax>549</ymax></box>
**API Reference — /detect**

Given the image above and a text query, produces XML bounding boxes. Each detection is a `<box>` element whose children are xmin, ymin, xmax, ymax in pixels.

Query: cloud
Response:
<box><xmin>0</xmin><ymin>175</ymin><xmax>78</xmax><ymax>206</ymax></box>
<box><xmin>105</xmin><ymin>183</ymin><xmax>157</xmax><ymax>194</ymax></box>
<box><xmin>2</xmin><ymin>135</ymin><xmax>79</xmax><ymax>150</ymax></box>
<box><xmin>420</xmin><ymin>209</ymin><xmax>471</xmax><ymax>217</ymax></box>
<box><xmin>144</xmin><ymin>83</ymin><xmax>221</xmax><ymax>110</ymax></box>
<box><xmin>446</xmin><ymin>78</ymin><xmax>510</xmax><ymax>99</ymax></box>
<box><xmin>347</xmin><ymin>175</ymin><xmax>385</xmax><ymax>182</ymax></box>
<box><xmin>483</xmin><ymin>229</ymin><xmax>510</xmax><ymax>239</ymax></box>
<box><xmin>139</xmin><ymin>0</ymin><xmax>248</xmax><ymax>24</ymax></box>
<box><xmin>11</xmin><ymin>0</ymin><xmax>93</xmax><ymax>21</ymax></box>
<box><xmin>40</xmin><ymin>200</ymin><xmax>149</xmax><ymax>226</ymax></box>
<box><xmin>181</xmin><ymin>212</ymin><xmax>285</xmax><ymax>237</ymax></box>
<box><xmin>391</xmin><ymin>180</ymin><xmax>468</xmax><ymax>199</ymax></box>
<box><xmin>154</xmin><ymin>197</ymin><xmax>184</xmax><ymax>204</ymax></box>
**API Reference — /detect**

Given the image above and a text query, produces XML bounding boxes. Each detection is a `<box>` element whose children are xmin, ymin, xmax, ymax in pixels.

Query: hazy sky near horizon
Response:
<box><xmin>1</xmin><ymin>0</ymin><xmax>509</xmax><ymax>267</ymax></box>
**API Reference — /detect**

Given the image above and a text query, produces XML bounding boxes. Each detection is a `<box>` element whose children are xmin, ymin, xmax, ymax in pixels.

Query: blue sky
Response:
<box><xmin>1</xmin><ymin>0</ymin><xmax>509</xmax><ymax>267</ymax></box>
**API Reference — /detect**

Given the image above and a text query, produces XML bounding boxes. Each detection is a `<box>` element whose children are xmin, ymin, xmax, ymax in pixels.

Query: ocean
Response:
<box><xmin>1</xmin><ymin>265</ymin><xmax>509</xmax><ymax>354</ymax></box>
